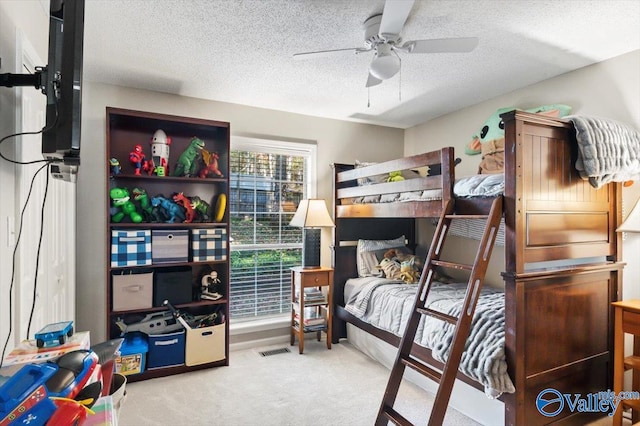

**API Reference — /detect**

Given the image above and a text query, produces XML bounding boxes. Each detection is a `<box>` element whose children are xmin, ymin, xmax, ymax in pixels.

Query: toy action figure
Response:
<box><xmin>129</xmin><ymin>144</ymin><xmax>151</xmax><ymax>175</ymax></box>
<box><xmin>171</xmin><ymin>137</ymin><xmax>204</xmax><ymax>177</ymax></box>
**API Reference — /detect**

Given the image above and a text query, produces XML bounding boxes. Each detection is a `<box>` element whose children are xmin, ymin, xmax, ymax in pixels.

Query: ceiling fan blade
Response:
<box><xmin>293</xmin><ymin>47</ymin><xmax>364</xmax><ymax>60</ymax></box>
<box><xmin>402</xmin><ymin>37</ymin><xmax>479</xmax><ymax>54</ymax></box>
<box><xmin>379</xmin><ymin>0</ymin><xmax>415</xmax><ymax>39</ymax></box>
<box><xmin>366</xmin><ymin>73</ymin><xmax>382</xmax><ymax>88</ymax></box>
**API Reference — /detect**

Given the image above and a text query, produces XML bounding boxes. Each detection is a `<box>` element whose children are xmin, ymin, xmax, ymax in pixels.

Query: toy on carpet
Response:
<box><xmin>199</xmin><ymin>148</ymin><xmax>224</xmax><ymax>178</ymax></box>
<box><xmin>110</xmin><ymin>187</ymin><xmax>143</xmax><ymax>223</ymax></box>
<box><xmin>149</xmin><ymin>129</ymin><xmax>171</xmax><ymax>176</ymax></box>
<box><xmin>151</xmin><ymin>195</ymin><xmax>186</xmax><ymax>223</ymax></box>
<box><xmin>465</xmin><ymin>104</ymin><xmax>572</xmax><ymax>174</ymax></box>
<box><xmin>129</xmin><ymin>144</ymin><xmax>152</xmax><ymax>176</ymax></box>
<box><xmin>171</xmin><ymin>137</ymin><xmax>205</xmax><ymax>177</ymax></box>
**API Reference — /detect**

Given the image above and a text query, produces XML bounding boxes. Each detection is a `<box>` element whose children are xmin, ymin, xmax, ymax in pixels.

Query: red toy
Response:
<box><xmin>199</xmin><ymin>149</ymin><xmax>223</xmax><ymax>178</ymax></box>
<box><xmin>173</xmin><ymin>192</ymin><xmax>195</xmax><ymax>223</ymax></box>
<box><xmin>129</xmin><ymin>144</ymin><xmax>152</xmax><ymax>175</ymax></box>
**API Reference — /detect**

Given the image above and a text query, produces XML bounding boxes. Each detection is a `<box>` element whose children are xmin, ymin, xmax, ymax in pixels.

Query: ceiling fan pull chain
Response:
<box><xmin>367</xmin><ymin>87</ymin><xmax>370</xmax><ymax>108</ymax></box>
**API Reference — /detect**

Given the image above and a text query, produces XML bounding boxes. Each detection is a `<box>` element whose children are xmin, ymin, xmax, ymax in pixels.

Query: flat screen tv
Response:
<box><xmin>42</xmin><ymin>0</ymin><xmax>85</xmax><ymax>182</ymax></box>
<box><xmin>0</xmin><ymin>0</ymin><xmax>85</xmax><ymax>181</ymax></box>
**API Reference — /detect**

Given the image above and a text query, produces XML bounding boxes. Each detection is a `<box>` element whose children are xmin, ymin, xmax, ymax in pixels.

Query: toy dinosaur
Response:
<box><xmin>151</xmin><ymin>195</ymin><xmax>186</xmax><ymax>223</ymax></box>
<box><xmin>132</xmin><ymin>187</ymin><xmax>155</xmax><ymax>222</ymax></box>
<box><xmin>190</xmin><ymin>196</ymin><xmax>211</xmax><ymax>222</ymax></box>
<box><xmin>110</xmin><ymin>187</ymin><xmax>143</xmax><ymax>223</ymax></box>
<box><xmin>171</xmin><ymin>137</ymin><xmax>205</xmax><ymax>177</ymax></box>
<box><xmin>172</xmin><ymin>192</ymin><xmax>195</xmax><ymax>223</ymax></box>
<box><xmin>199</xmin><ymin>149</ymin><xmax>223</xmax><ymax>178</ymax></box>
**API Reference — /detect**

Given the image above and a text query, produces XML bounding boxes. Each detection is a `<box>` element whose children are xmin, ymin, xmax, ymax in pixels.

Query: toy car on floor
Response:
<box><xmin>34</xmin><ymin>321</ymin><xmax>74</xmax><ymax>348</ymax></box>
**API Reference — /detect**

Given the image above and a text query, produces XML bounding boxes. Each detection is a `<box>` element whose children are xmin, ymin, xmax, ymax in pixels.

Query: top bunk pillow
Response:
<box><xmin>357</xmin><ymin>235</ymin><xmax>407</xmax><ymax>277</ymax></box>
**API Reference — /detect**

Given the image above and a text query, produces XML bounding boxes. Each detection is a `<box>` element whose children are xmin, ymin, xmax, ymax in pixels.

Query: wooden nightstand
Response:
<box><xmin>290</xmin><ymin>266</ymin><xmax>333</xmax><ymax>354</ymax></box>
<box><xmin>612</xmin><ymin>300</ymin><xmax>640</xmax><ymax>425</ymax></box>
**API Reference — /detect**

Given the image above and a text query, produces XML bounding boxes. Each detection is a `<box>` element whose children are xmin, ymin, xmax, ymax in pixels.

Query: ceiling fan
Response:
<box><xmin>293</xmin><ymin>0</ymin><xmax>478</xmax><ymax>87</ymax></box>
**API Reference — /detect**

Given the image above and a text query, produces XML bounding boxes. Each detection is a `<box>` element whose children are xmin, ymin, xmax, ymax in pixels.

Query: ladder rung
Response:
<box><xmin>401</xmin><ymin>355</ymin><xmax>442</xmax><ymax>383</ymax></box>
<box><xmin>417</xmin><ymin>307</ymin><xmax>458</xmax><ymax>325</ymax></box>
<box><xmin>622</xmin><ymin>398</ymin><xmax>640</xmax><ymax>410</ymax></box>
<box><xmin>381</xmin><ymin>405</ymin><xmax>413</xmax><ymax>426</ymax></box>
<box><xmin>445</xmin><ymin>214</ymin><xmax>489</xmax><ymax>220</ymax></box>
<box><xmin>624</xmin><ymin>355</ymin><xmax>640</xmax><ymax>370</ymax></box>
<box><xmin>431</xmin><ymin>259</ymin><xmax>473</xmax><ymax>271</ymax></box>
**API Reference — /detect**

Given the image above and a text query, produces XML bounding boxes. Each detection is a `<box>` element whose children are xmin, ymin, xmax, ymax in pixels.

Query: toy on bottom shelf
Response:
<box><xmin>199</xmin><ymin>149</ymin><xmax>223</xmax><ymax>178</ymax></box>
<box><xmin>110</xmin><ymin>188</ymin><xmax>143</xmax><ymax>223</ymax></box>
<box><xmin>114</xmin><ymin>311</ymin><xmax>184</xmax><ymax>336</ymax></box>
<box><xmin>149</xmin><ymin>129</ymin><xmax>171</xmax><ymax>176</ymax></box>
<box><xmin>34</xmin><ymin>321</ymin><xmax>74</xmax><ymax>349</ymax></box>
<box><xmin>200</xmin><ymin>271</ymin><xmax>223</xmax><ymax>301</ymax></box>
<box><xmin>171</xmin><ymin>137</ymin><xmax>205</xmax><ymax>177</ymax></box>
<box><xmin>151</xmin><ymin>195</ymin><xmax>186</xmax><ymax>223</ymax></box>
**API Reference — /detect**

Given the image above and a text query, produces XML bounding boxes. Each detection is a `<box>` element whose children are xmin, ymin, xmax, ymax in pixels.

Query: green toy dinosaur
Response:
<box><xmin>171</xmin><ymin>137</ymin><xmax>205</xmax><ymax>177</ymax></box>
<box><xmin>190</xmin><ymin>195</ymin><xmax>211</xmax><ymax>222</ymax></box>
<box><xmin>132</xmin><ymin>187</ymin><xmax>153</xmax><ymax>222</ymax></box>
<box><xmin>110</xmin><ymin>187</ymin><xmax>143</xmax><ymax>223</ymax></box>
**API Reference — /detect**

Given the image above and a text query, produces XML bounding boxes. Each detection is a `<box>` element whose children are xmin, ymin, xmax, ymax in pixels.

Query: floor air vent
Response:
<box><xmin>259</xmin><ymin>347</ymin><xmax>290</xmax><ymax>357</ymax></box>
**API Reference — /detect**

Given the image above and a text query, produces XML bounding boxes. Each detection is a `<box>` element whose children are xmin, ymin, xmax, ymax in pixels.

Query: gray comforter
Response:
<box><xmin>345</xmin><ymin>277</ymin><xmax>515</xmax><ymax>397</ymax></box>
<box><xmin>568</xmin><ymin>115</ymin><xmax>640</xmax><ymax>188</ymax></box>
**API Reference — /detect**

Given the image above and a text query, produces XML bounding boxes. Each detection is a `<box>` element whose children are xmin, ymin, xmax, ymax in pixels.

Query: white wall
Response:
<box><xmin>77</xmin><ymin>82</ymin><xmax>404</xmax><ymax>342</ymax></box>
<box><xmin>0</xmin><ymin>0</ymin><xmax>49</xmax><ymax>350</ymax></box>
<box><xmin>405</xmin><ymin>50</ymin><xmax>640</xmax><ymax>293</ymax></box>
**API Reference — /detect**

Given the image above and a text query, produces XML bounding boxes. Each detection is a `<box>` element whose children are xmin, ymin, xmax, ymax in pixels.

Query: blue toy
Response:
<box><xmin>34</xmin><ymin>320</ymin><xmax>74</xmax><ymax>348</ymax></box>
<box><xmin>0</xmin><ymin>363</ymin><xmax>58</xmax><ymax>426</ymax></box>
<box><xmin>151</xmin><ymin>195</ymin><xmax>186</xmax><ymax>223</ymax></box>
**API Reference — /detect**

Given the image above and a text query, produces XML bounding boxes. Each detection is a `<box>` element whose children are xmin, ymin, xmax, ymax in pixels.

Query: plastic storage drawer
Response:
<box><xmin>146</xmin><ymin>329</ymin><xmax>186</xmax><ymax>369</ymax></box>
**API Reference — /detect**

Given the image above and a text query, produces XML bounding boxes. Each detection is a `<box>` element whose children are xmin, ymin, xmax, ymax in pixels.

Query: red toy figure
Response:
<box><xmin>199</xmin><ymin>149</ymin><xmax>223</xmax><ymax>178</ymax></box>
<box><xmin>129</xmin><ymin>144</ymin><xmax>151</xmax><ymax>175</ymax></box>
<box><xmin>173</xmin><ymin>192</ymin><xmax>195</xmax><ymax>223</ymax></box>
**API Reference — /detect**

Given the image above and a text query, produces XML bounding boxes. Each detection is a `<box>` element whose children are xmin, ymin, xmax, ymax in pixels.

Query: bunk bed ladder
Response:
<box><xmin>375</xmin><ymin>196</ymin><xmax>503</xmax><ymax>426</ymax></box>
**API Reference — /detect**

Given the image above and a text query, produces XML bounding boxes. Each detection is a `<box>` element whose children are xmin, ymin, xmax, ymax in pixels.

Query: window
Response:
<box><xmin>229</xmin><ymin>137</ymin><xmax>316</xmax><ymax>321</ymax></box>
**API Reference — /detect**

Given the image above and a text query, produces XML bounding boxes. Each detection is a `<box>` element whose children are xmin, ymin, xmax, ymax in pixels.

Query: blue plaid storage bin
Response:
<box><xmin>111</xmin><ymin>229</ymin><xmax>152</xmax><ymax>267</ymax></box>
<box><xmin>191</xmin><ymin>228</ymin><xmax>227</xmax><ymax>262</ymax></box>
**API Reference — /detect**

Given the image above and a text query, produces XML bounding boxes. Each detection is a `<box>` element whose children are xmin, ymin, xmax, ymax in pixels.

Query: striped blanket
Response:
<box><xmin>345</xmin><ymin>277</ymin><xmax>515</xmax><ymax>397</ymax></box>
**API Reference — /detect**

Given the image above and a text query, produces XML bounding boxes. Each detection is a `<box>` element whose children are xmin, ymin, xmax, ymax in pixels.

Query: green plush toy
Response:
<box><xmin>465</xmin><ymin>104</ymin><xmax>572</xmax><ymax>155</ymax></box>
<box><xmin>387</xmin><ymin>171</ymin><xmax>405</xmax><ymax>182</ymax></box>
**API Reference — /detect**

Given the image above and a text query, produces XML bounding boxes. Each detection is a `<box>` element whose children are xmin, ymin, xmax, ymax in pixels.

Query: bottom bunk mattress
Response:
<box><xmin>344</xmin><ymin>276</ymin><xmax>515</xmax><ymax>397</ymax></box>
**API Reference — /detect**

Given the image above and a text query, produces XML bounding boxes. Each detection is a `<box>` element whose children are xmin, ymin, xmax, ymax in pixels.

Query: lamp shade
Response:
<box><xmin>290</xmin><ymin>199</ymin><xmax>334</xmax><ymax>269</ymax></box>
<box><xmin>617</xmin><ymin>198</ymin><xmax>640</xmax><ymax>233</ymax></box>
<box><xmin>289</xmin><ymin>199</ymin><xmax>334</xmax><ymax>228</ymax></box>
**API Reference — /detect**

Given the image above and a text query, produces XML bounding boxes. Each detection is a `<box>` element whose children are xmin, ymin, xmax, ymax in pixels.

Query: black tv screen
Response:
<box><xmin>42</xmin><ymin>0</ymin><xmax>85</xmax><ymax>181</ymax></box>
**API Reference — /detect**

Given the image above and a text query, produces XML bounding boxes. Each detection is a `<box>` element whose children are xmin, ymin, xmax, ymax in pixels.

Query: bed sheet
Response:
<box><xmin>344</xmin><ymin>276</ymin><xmax>515</xmax><ymax>397</ymax></box>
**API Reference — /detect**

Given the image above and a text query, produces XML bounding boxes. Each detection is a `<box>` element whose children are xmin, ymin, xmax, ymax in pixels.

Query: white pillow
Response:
<box><xmin>356</xmin><ymin>235</ymin><xmax>406</xmax><ymax>277</ymax></box>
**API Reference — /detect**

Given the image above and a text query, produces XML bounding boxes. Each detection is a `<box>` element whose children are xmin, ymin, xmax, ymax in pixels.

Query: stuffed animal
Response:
<box><xmin>465</xmin><ymin>104</ymin><xmax>572</xmax><ymax>173</ymax></box>
<box><xmin>383</xmin><ymin>248</ymin><xmax>423</xmax><ymax>271</ymax></box>
<box><xmin>376</xmin><ymin>258</ymin><xmax>402</xmax><ymax>280</ymax></box>
<box><xmin>387</xmin><ymin>171</ymin><xmax>405</xmax><ymax>182</ymax></box>
<box><xmin>399</xmin><ymin>258</ymin><xmax>419</xmax><ymax>284</ymax></box>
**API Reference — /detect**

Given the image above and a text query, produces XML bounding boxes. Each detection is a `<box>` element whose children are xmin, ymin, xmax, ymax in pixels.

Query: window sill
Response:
<box><xmin>229</xmin><ymin>314</ymin><xmax>290</xmax><ymax>336</ymax></box>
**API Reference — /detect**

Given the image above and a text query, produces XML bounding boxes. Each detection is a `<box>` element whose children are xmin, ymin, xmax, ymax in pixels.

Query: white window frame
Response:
<box><xmin>229</xmin><ymin>136</ymin><xmax>317</xmax><ymax>325</ymax></box>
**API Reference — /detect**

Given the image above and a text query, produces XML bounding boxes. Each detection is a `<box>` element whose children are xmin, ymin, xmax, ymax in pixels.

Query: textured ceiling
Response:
<box><xmin>83</xmin><ymin>0</ymin><xmax>640</xmax><ymax>129</ymax></box>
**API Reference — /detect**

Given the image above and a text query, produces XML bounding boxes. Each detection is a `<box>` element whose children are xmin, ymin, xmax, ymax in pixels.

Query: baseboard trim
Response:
<box><xmin>229</xmin><ymin>335</ymin><xmax>290</xmax><ymax>352</ymax></box>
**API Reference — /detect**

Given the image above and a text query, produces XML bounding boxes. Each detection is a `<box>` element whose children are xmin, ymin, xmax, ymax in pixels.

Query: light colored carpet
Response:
<box><xmin>117</xmin><ymin>340</ymin><xmax>480</xmax><ymax>426</ymax></box>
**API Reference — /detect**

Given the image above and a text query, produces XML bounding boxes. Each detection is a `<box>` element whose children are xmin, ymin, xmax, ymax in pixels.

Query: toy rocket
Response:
<box><xmin>150</xmin><ymin>129</ymin><xmax>171</xmax><ymax>176</ymax></box>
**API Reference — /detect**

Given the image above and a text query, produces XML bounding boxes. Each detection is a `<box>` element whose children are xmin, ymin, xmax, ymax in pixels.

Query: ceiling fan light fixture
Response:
<box><xmin>369</xmin><ymin>44</ymin><xmax>400</xmax><ymax>80</ymax></box>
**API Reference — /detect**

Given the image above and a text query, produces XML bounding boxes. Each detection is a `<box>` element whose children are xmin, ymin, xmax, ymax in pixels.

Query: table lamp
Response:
<box><xmin>617</xmin><ymin>198</ymin><xmax>640</xmax><ymax>233</ymax></box>
<box><xmin>289</xmin><ymin>199</ymin><xmax>335</xmax><ymax>269</ymax></box>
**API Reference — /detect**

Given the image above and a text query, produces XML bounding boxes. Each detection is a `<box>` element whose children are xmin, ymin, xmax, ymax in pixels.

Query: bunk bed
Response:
<box><xmin>331</xmin><ymin>110</ymin><xmax>624</xmax><ymax>425</ymax></box>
